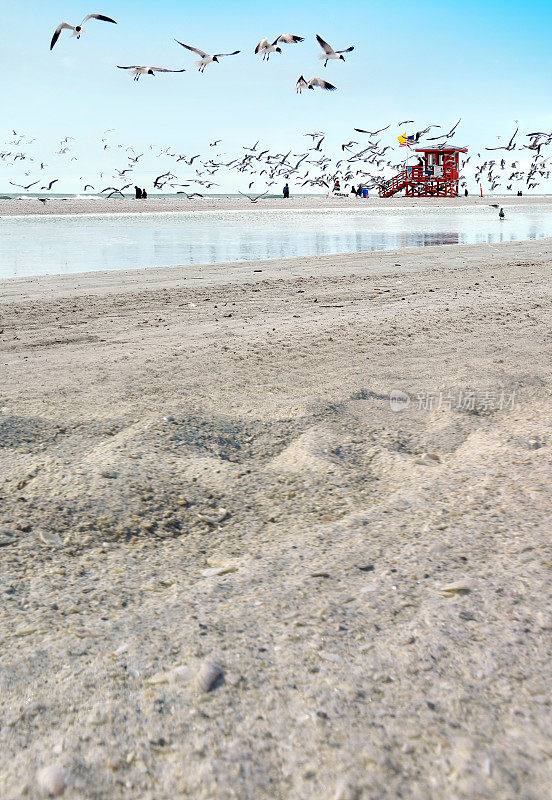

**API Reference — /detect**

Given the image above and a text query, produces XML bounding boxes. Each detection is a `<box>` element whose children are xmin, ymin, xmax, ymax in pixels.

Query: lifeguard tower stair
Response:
<box><xmin>378</xmin><ymin>146</ymin><xmax>468</xmax><ymax>199</ymax></box>
<box><xmin>379</xmin><ymin>169</ymin><xmax>409</xmax><ymax>198</ymax></box>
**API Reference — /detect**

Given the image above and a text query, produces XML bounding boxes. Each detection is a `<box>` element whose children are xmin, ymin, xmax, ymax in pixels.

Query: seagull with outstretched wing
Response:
<box><xmin>316</xmin><ymin>34</ymin><xmax>354</xmax><ymax>67</ymax></box>
<box><xmin>117</xmin><ymin>65</ymin><xmax>186</xmax><ymax>81</ymax></box>
<box><xmin>175</xmin><ymin>40</ymin><xmax>240</xmax><ymax>72</ymax></box>
<box><xmin>296</xmin><ymin>75</ymin><xmax>337</xmax><ymax>93</ymax></box>
<box><xmin>50</xmin><ymin>13</ymin><xmax>116</xmax><ymax>50</ymax></box>
<box><xmin>354</xmin><ymin>125</ymin><xmax>391</xmax><ymax>135</ymax></box>
<box><xmin>255</xmin><ymin>33</ymin><xmax>304</xmax><ymax>60</ymax></box>
<box><xmin>427</xmin><ymin>118</ymin><xmax>462</xmax><ymax>141</ymax></box>
<box><xmin>9</xmin><ymin>180</ymin><xmax>39</xmax><ymax>190</ymax></box>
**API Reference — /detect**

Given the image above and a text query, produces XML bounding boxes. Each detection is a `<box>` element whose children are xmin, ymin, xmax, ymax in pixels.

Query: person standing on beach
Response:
<box><xmin>283</xmin><ymin>183</ymin><xmax>289</xmax><ymax>198</ymax></box>
<box><xmin>135</xmin><ymin>186</ymin><xmax>142</xmax><ymax>199</ymax></box>
<box><xmin>142</xmin><ymin>188</ymin><xmax>147</xmax><ymax>199</ymax></box>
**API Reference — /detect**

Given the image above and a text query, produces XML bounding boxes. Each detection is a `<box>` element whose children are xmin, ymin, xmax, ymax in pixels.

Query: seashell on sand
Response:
<box><xmin>36</xmin><ymin>765</ymin><xmax>67</xmax><ymax>797</ymax></box>
<box><xmin>195</xmin><ymin>661</ymin><xmax>224</xmax><ymax>692</ymax></box>
<box><xmin>437</xmin><ymin>580</ymin><xmax>473</xmax><ymax>597</ymax></box>
<box><xmin>201</xmin><ymin>565</ymin><xmax>237</xmax><ymax>577</ymax></box>
<box><xmin>414</xmin><ymin>452</ymin><xmax>441</xmax><ymax>465</ymax></box>
<box><xmin>37</xmin><ymin>530</ymin><xmax>63</xmax><ymax>546</ymax></box>
<box><xmin>196</xmin><ymin>508</ymin><xmax>228</xmax><ymax>525</ymax></box>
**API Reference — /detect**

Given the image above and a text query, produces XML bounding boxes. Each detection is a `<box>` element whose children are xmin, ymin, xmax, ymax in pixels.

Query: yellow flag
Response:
<box><xmin>397</xmin><ymin>133</ymin><xmax>407</xmax><ymax>146</ymax></box>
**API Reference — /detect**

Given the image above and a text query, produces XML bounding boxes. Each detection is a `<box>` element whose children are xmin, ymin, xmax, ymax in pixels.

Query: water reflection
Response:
<box><xmin>1</xmin><ymin>206</ymin><xmax>552</xmax><ymax>279</ymax></box>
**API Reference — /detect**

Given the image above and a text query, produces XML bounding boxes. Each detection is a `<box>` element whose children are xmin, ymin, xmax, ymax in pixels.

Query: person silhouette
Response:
<box><xmin>135</xmin><ymin>185</ymin><xmax>142</xmax><ymax>199</ymax></box>
<box><xmin>283</xmin><ymin>183</ymin><xmax>289</xmax><ymax>198</ymax></box>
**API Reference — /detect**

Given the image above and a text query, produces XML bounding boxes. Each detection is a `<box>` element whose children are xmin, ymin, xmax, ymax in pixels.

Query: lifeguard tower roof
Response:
<box><xmin>414</xmin><ymin>145</ymin><xmax>468</xmax><ymax>153</ymax></box>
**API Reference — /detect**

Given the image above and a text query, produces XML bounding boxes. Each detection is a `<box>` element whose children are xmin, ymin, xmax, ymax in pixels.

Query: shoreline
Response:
<box><xmin>1</xmin><ymin>193</ymin><xmax>551</xmax><ymax>218</ymax></box>
<box><xmin>1</xmin><ymin>236</ymin><xmax>549</xmax><ymax>302</ymax></box>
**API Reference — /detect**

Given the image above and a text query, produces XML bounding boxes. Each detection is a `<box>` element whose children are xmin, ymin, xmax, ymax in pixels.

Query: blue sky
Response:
<box><xmin>1</xmin><ymin>0</ymin><xmax>551</xmax><ymax>192</ymax></box>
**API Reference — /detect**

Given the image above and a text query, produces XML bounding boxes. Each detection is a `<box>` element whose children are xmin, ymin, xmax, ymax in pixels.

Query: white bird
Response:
<box><xmin>174</xmin><ymin>40</ymin><xmax>240</xmax><ymax>72</ymax></box>
<box><xmin>296</xmin><ymin>75</ymin><xmax>337</xmax><ymax>93</ymax></box>
<box><xmin>117</xmin><ymin>65</ymin><xmax>186</xmax><ymax>81</ymax></box>
<box><xmin>315</xmin><ymin>34</ymin><xmax>354</xmax><ymax>67</ymax></box>
<box><xmin>254</xmin><ymin>33</ymin><xmax>304</xmax><ymax>60</ymax></box>
<box><xmin>50</xmin><ymin>13</ymin><xmax>117</xmax><ymax>50</ymax></box>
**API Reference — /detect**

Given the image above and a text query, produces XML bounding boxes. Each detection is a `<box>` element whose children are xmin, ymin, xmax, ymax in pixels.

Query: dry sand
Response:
<box><xmin>1</xmin><ymin>215</ymin><xmax>552</xmax><ymax>798</ymax></box>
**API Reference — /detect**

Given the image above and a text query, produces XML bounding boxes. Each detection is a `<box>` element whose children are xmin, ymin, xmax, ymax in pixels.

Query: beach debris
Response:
<box><xmin>333</xmin><ymin>778</ymin><xmax>360</xmax><ymax>800</ymax></box>
<box><xmin>437</xmin><ymin>580</ymin><xmax>473</xmax><ymax>597</ymax></box>
<box><xmin>37</xmin><ymin>529</ymin><xmax>63</xmax><ymax>546</ymax></box>
<box><xmin>195</xmin><ymin>661</ymin><xmax>224</xmax><ymax>692</ymax></box>
<box><xmin>99</xmin><ymin>468</ymin><xmax>118</xmax><ymax>478</ymax></box>
<box><xmin>36</xmin><ymin>765</ymin><xmax>67</xmax><ymax>796</ymax></box>
<box><xmin>225</xmin><ymin>672</ymin><xmax>243</xmax><ymax>686</ymax></box>
<box><xmin>171</xmin><ymin>665</ymin><xmax>195</xmax><ymax>683</ymax></box>
<box><xmin>146</xmin><ymin>670</ymin><xmax>170</xmax><ymax>686</ymax></box>
<box><xmin>201</xmin><ymin>564</ymin><xmax>237</xmax><ymax>577</ymax></box>
<box><xmin>197</xmin><ymin>507</ymin><xmax>228</xmax><ymax>525</ymax></box>
<box><xmin>0</xmin><ymin>528</ymin><xmax>16</xmax><ymax>547</ymax></box>
<box><xmin>414</xmin><ymin>452</ymin><xmax>441</xmax><ymax>465</ymax></box>
<box><xmin>310</xmin><ymin>571</ymin><xmax>331</xmax><ymax>578</ymax></box>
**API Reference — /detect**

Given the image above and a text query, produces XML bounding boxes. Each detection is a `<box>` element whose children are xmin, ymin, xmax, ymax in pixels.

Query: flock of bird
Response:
<box><xmin>3</xmin><ymin>122</ymin><xmax>552</xmax><ymax>201</ymax></box>
<box><xmin>0</xmin><ymin>13</ymin><xmax>549</xmax><ymax>198</ymax></box>
<box><xmin>48</xmin><ymin>11</ymin><xmax>353</xmax><ymax>91</ymax></box>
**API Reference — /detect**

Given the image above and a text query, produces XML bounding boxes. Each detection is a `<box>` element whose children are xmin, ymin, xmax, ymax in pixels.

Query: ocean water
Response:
<box><xmin>1</xmin><ymin>205</ymin><xmax>551</xmax><ymax>279</ymax></box>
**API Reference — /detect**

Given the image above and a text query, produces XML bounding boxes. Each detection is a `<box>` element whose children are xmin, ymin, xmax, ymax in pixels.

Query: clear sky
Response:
<box><xmin>1</xmin><ymin>0</ymin><xmax>551</xmax><ymax>193</ymax></box>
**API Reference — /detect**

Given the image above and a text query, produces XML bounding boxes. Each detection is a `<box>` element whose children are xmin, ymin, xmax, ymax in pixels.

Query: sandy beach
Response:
<box><xmin>1</xmin><ymin>193</ymin><xmax>552</xmax><ymax>218</ymax></box>
<box><xmin>1</xmin><ymin>212</ymin><xmax>552</xmax><ymax>798</ymax></box>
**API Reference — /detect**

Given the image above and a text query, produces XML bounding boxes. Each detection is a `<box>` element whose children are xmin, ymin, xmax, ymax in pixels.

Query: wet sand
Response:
<box><xmin>0</xmin><ymin>193</ymin><xmax>550</xmax><ymax>217</ymax></box>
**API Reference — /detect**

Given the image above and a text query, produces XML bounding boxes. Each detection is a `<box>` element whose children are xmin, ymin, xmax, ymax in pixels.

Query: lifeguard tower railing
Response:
<box><xmin>379</xmin><ymin>163</ymin><xmax>460</xmax><ymax>198</ymax></box>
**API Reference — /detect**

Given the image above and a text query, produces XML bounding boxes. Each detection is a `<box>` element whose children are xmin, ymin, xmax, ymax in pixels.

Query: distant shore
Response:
<box><xmin>1</xmin><ymin>193</ymin><xmax>551</xmax><ymax>217</ymax></box>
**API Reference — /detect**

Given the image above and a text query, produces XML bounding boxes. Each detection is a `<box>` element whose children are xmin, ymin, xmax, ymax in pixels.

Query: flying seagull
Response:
<box><xmin>50</xmin><ymin>13</ymin><xmax>117</xmax><ymax>50</ymax></box>
<box><xmin>296</xmin><ymin>75</ymin><xmax>336</xmax><ymax>93</ymax></box>
<box><xmin>427</xmin><ymin>118</ymin><xmax>462</xmax><ymax>141</ymax></box>
<box><xmin>117</xmin><ymin>65</ymin><xmax>186</xmax><ymax>81</ymax></box>
<box><xmin>354</xmin><ymin>125</ymin><xmax>390</xmax><ymax>136</ymax></box>
<box><xmin>485</xmin><ymin>126</ymin><xmax>519</xmax><ymax>152</ymax></box>
<box><xmin>9</xmin><ymin>180</ymin><xmax>39</xmax><ymax>190</ymax></box>
<box><xmin>255</xmin><ymin>34</ymin><xmax>304</xmax><ymax>60</ymax></box>
<box><xmin>315</xmin><ymin>35</ymin><xmax>354</xmax><ymax>67</ymax></box>
<box><xmin>239</xmin><ymin>190</ymin><xmax>269</xmax><ymax>203</ymax></box>
<box><xmin>175</xmin><ymin>40</ymin><xmax>240</xmax><ymax>72</ymax></box>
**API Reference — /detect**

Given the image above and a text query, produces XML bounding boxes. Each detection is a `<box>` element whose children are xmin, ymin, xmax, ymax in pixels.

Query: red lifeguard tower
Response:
<box><xmin>379</xmin><ymin>145</ymin><xmax>467</xmax><ymax>198</ymax></box>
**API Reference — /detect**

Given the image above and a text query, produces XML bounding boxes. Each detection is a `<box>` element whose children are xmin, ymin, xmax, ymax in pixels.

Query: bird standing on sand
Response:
<box><xmin>296</xmin><ymin>76</ymin><xmax>336</xmax><ymax>93</ymax></box>
<box><xmin>499</xmin><ymin>207</ymin><xmax>505</xmax><ymax>219</ymax></box>
<box><xmin>315</xmin><ymin>34</ymin><xmax>354</xmax><ymax>67</ymax></box>
<box><xmin>175</xmin><ymin>41</ymin><xmax>240</xmax><ymax>72</ymax></box>
<box><xmin>255</xmin><ymin>34</ymin><xmax>304</xmax><ymax>60</ymax></box>
<box><xmin>50</xmin><ymin>13</ymin><xmax>117</xmax><ymax>50</ymax></box>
